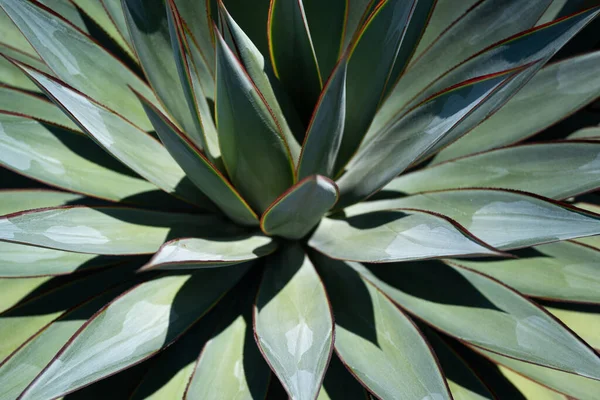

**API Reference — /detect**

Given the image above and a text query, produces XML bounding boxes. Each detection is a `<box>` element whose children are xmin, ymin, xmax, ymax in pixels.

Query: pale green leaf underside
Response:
<box><xmin>255</xmin><ymin>245</ymin><xmax>333</xmax><ymax>400</ymax></box>
<box><xmin>309</xmin><ymin>210</ymin><xmax>497</xmax><ymax>262</ymax></box>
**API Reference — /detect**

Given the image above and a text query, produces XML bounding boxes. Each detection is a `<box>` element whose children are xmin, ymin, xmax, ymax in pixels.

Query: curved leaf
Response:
<box><xmin>261</xmin><ymin>175</ymin><xmax>338</xmax><ymax>240</ymax></box>
<box><xmin>254</xmin><ymin>244</ymin><xmax>333</xmax><ymax>400</ymax></box>
<box><xmin>0</xmin><ymin>43</ymin><xmax>52</xmax><ymax>92</ymax></box>
<box><xmin>17</xmin><ymin>64</ymin><xmax>207</xmax><ymax>207</ymax></box>
<box><xmin>386</xmin><ymin>142</ymin><xmax>600</xmax><ymax>199</ymax></box>
<box><xmin>100</xmin><ymin>0</ymin><xmax>134</xmax><ymax>50</ymax></box>
<box><xmin>352</xmin><ymin>261</ymin><xmax>600</xmax><ymax>379</ymax></box>
<box><xmin>135</xmin><ymin>91</ymin><xmax>259</xmax><ymax>226</ymax></box>
<box><xmin>141</xmin><ymin>234</ymin><xmax>277</xmax><ymax>271</ymax></box>
<box><xmin>313</xmin><ymin>253</ymin><xmax>452</xmax><ymax>400</ymax></box>
<box><xmin>337</xmin><ymin>66</ymin><xmax>527</xmax><ymax>208</ymax></box>
<box><xmin>0</xmin><ymin>190</ymin><xmax>82</xmax><ymax>216</ymax></box>
<box><xmin>0</xmin><ymin>277</ymin><xmax>50</xmax><ymax>313</ymax></box>
<box><xmin>172</xmin><ymin>0</ymin><xmax>215</xmax><ymax>77</ymax></box>
<box><xmin>346</xmin><ymin>189</ymin><xmax>600</xmax><ymax>250</ymax></box>
<box><xmin>18</xmin><ymin>266</ymin><xmax>249</xmax><ymax>400</ymax></box>
<box><xmin>0</xmin><ymin>8</ymin><xmax>37</xmax><ymax>57</ymax></box>
<box><xmin>498</xmin><ymin>366</ymin><xmax>566</xmax><ymax>400</ymax></box>
<box><xmin>0</xmin><ymin>0</ymin><xmax>159</xmax><ymax>130</ymax></box>
<box><xmin>0</xmin><ymin>113</ymin><xmax>162</xmax><ymax>203</ymax></box>
<box><xmin>450</xmin><ymin>241</ymin><xmax>600</xmax><ymax>303</ymax></box>
<box><xmin>316</xmin><ymin>353</ymin><xmax>370</xmax><ymax>400</ymax></box>
<box><xmin>268</xmin><ymin>0</ymin><xmax>322</xmax><ymax>121</ymax></box>
<box><xmin>435</xmin><ymin>50</ymin><xmax>600</xmax><ymax>163</ymax></box>
<box><xmin>0</xmin><ymin>205</ymin><xmax>239</xmax><ymax>255</ymax></box>
<box><xmin>477</xmin><ymin>347</ymin><xmax>600</xmax><ymax>400</ymax></box>
<box><xmin>298</xmin><ymin>61</ymin><xmax>348</xmax><ymax>179</ymax></box>
<box><xmin>215</xmin><ymin>27</ymin><xmax>294</xmax><ymax>213</ymax></box>
<box><xmin>0</xmin><ymin>85</ymin><xmax>79</xmax><ymax>131</ymax></box>
<box><xmin>309</xmin><ymin>210</ymin><xmax>499</xmax><ymax>263</ymax></box>
<box><xmin>546</xmin><ymin>303</ymin><xmax>600</xmax><ymax>350</ymax></box>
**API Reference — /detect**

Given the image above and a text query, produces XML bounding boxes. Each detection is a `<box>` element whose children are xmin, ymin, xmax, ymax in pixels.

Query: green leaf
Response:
<box><xmin>261</xmin><ymin>175</ymin><xmax>338</xmax><ymax>240</ymax></box>
<box><xmin>450</xmin><ymin>241</ymin><xmax>600</xmax><ymax>303</ymax></box>
<box><xmin>339</xmin><ymin>0</ymin><xmax>372</xmax><ymax>51</ymax></box>
<box><xmin>298</xmin><ymin>61</ymin><xmax>348</xmax><ymax>179</ymax></box>
<box><xmin>215</xmin><ymin>28</ymin><xmax>295</xmax><ymax>213</ymax></box>
<box><xmin>0</xmin><ymin>0</ymin><xmax>160</xmax><ymax>130</ymax></box>
<box><xmin>303</xmin><ymin>0</ymin><xmax>346</xmax><ymax>80</ymax></box>
<box><xmin>334</xmin><ymin>0</ymin><xmax>420</xmax><ymax>173</ymax></box>
<box><xmin>0</xmin><ymin>114</ymin><xmax>163</xmax><ymax>203</ymax></box>
<box><xmin>337</xmin><ymin>67</ymin><xmax>527</xmax><ymax>208</ymax></box>
<box><xmin>0</xmin><ymin>85</ymin><xmax>79</xmax><ymax>131</ymax></box>
<box><xmin>141</xmin><ymin>234</ymin><xmax>277</xmax><ymax>271</ymax></box>
<box><xmin>0</xmin><ymin>262</ymin><xmax>139</xmax><ymax>363</ymax></box>
<box><xmin>0</xmin><ymin>8</ymin><xmax>37</xmax><ymax>57</ymax></box>
<box><xmin>309</xmin><ymin>210</ymin><xmax>499</xmax><ymax>263</ymax></box>
<box><xmin>268</xmin><ymin>0</ymin><xmax>322</xmax><ymax>121</ymax></box>
<box><xmin>0</xmin><ymin>277</ymin><xmax>50</xmax><ymax>313</ymax></box>
<box><xmin>18</xmin><ymin>266</ymin><xmax>249</xmax><ymax>400</ymax></box>
<box><xmin>186</xmin><ymin>286</ymin><xmax>271</xmax><ymax>400</ymax></box>
<box><xmin>351</xmin><ymin>261</ymin><xmax>600</xmax><ymax>379</ymax></box>
<box><xmin>0</xmin><ymin>286</ymin><xmax>128</xmax><ymax>400</ymax></box>
<box><xmin>122</xmin><ymin>0</ymin><xmax>207</xmax><ymax>143</ymax></box>
<box><xmin>0</xmin><ymin>43</ymin><xmax>52</xmax><ymax>92</ymax></box>
<box><xmin>497</xmin><ymin>365</ymin><xmax>567</xmax><ymax>400</ymax></box>
<box><xmin>313</xmin><ymin>253</ymin><xmax>452</xmax><ymax>400</ymax></box>
<box><xmin>219</xmin><ymin>2</ymin><xmax>301</xmax><ymax>162</ymax></box>
<box><xmin>0</xmin><ymin>189</ymin><xmax>82</xmax><ymax>216</ymax></box>
<box><xmin>371</xmin><ymin>3</ymin><xmax>597</xmax><ymax>138</ymax></box>
<box><xmin>254</xmin><ymin>244</ymin><xmax>333</xmax><ymax>400</ymax></box>
<box><xmin>316</xmin><ymin>353</ymin><xmax>369</xmax><ymax>400</ymax></box>
<box><xmin>221</xmin><ymin>0</ymin><xmax>270</xmax><ymax>57</ymax></box>
<box><xmin>135</xmin><ymin>91</ymin><xmax>259</xmax><ymax>226</ymax></box>
<box><xmin>385</xmin><ymin>142</ymin><xmax>600</xmax><ymax>199</ymax></box>
<box><xmin>346</xmin><ymin>189</ymin><xmax>600</xmax><ymax>250</ymax></box>
<box><xmin>100</xmin><ymin>0</ymin><xmax>134</xmax><ymax>50</ymax></box>
<box><xmin>568</xmin><ymin>125</ymin><xmax>600</xmax><ymax>140</ymax></box>
<box><xmin>546</xmin><ymin>303</ymin><xmax>600</xmax><ymax>350</ymax></box>
<box><xmin>0</xmin><ymin>205</ymin><xmax>238</xmax><ymax>255</ymax></box>
<box><xmin>421</xmin><ymin>327</ymin><xmax>495</xmax><ymax>400</ymax></box>
<box><xmin>476</xmin><ymin>347</ymin><xmax>600</xmax><ymax>400</ymax></box>
<box><xmin>70</xmin><ymin>0</ymin><xmax>135</xmax><ymax>59</ymax></box>
<box><xmin>17</xmin><ymin>64</ymin><xmax>207</xmax><ymax>207</ymax></box>
<box><xmin>435</xmin><ymin>50</ymin><xmax>600</xmax><ymax>163</ymax></box>
<box><xmin>172</xmin><ymin>0</ymin><xmax>215</xmax><ymax>77</ymax></box>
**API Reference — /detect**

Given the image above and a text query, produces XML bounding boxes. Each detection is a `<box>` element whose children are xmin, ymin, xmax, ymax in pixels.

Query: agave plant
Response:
<box><xmin>1</xmin><ymin>0</ymin><xmax>600</xmax><ymax>399</ymax></box>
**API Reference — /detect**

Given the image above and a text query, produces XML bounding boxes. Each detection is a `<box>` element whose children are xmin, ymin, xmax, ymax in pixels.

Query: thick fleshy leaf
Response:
<box><xmin>172</xmin><ymin>0</ymin><xmax>215</xmax><ymax>77</ymax></box>
<box><xmin>261</xmin><ymin>175</ymin><xmax>338</xmax><ymax>240</ymax></box>
<box><xmin>0</xmin><ymin>114</ymin><xmax>163</xmax><ymax>203</ymax></box>
<box><xmin>316</xmin><ymin>353</ymin><xmax>369</xmax><ymax>400</ymax></box>
<box><xmin>254</xmin><ymin>245</ymin><xmax>333</xmax><ymax>400</ymax></box>
<box><xmin>346</xmin><ymin>189</ymin><xmax>600</xmax><ymax>250</ymax></box>
<box><xmin>386</xmin><ymin>142</ymin><xmax>600</xmax><ymax>199</ymax></box>
<box><xmin>268</xmin><ymin>0</ymin><xmax>322</xmax><ymax>121</ymax></box>
<box><xmin>0</xmin><ymin>8</ymin><xmax>37</xmax><ymax>57</ymax></box>
<box><xmin>17</xmin><ymin>64</ymin><xmax>207</xmax><ymax>207</ymax></box>
<box><xmin>221</xmin><ymin>0</ymin><xmax>270</xmax><ymax>57</ymax></box>
<box><xmin>141</xmin><ymin>234</ymin><xmax>277</xmax><ymax>271</ymax></box>
<box><xmin>568</xmin><ymin>125</ymin><xmax>600</xmax><ymax>140</ymax></box>
<box><xmin>371</xmin><ymin>3</ymin><xmax>597</xmax><ymax>137</ymax></box>
<box><xmin>0</xmin><ymin>85</ymin><xmax>79</xmax><ymax>130</ymax></box>
<box><xmin>450</xmin><ymin>241</ymin><xmax>600</xmax><ymax>303</ymax></box>
<box><xmin>546</xmin><ymin>303</ymin><xmax>600</xmax><ymax>350</ymax></box>
<box><xmin>0</xmin><ymin>189</ymin><xmax>82</xmax><ymax>216</ymax></box>
<box><xmin>339</xmin><ymin>0</ymin><xmax>372</xmax><ymax>51</ymax></box>
<box><xmin>298</xmin><ymin>62</ymin><xmax>348</xmax><ymax>179</ymax></box>
<box><xmin>136</xmin><ymin>91</ymin><xmax>259</xmax><ymax>226</ymax></box>
<box><xmin>309</xmin><ymin>210</ymin><xmax>499</xmax><ymax>263</ymax></box>
<box><xmin>70</xmin><ymin>0</ymin><xmax>134</xmax><ymax>59</ymax></box>
<box><xmin>351</xmin><ymin>261</ymin><xmax>600</xmax><ymax>379</ymax></box>
<box><xmin>498</xmin><ymin>366</ymin><xmax>567</xmax><ymax>400</ymax></box>
<box><xmin>334</xmin><ymin>0</ymin><xmax>419</xmax><ymax>173</ymax></box>
<box><xmin>0</xmin><ymin>277</ymin><xmax>50</xmax><ymax>313</ymax></box>
<box><xmin>313</xmin><ymin>253</ymin><xmax>452</xmax><ymax>400</ymax></box>
<box><xmin>477</xmin><ymin>347</ymin><xmax>600</xmax><ymax>400</ymax></box>
<box><xmin>219</xmin><ymin>2</ymin><xmax>301</xmax><ymax>162</ymax></box>
<box><xmin>18</xmin><ymin>266</ymin><xmax>249</xmax><ymax>400</ymax></box>
<box><xmin>0</xmin><ymin>206</ymin><xmax>239</xmax><ymax>255</ymax></box>
<box><xmin>0</xmin><ymin>43</ymin><xmax>52</xmax><ymax>92</ymax></box>
<box><xmin>303</xmin><ymin>0</ymin><xmax>346</xmax><ymax>79</ymax></box>
<box><xmin>186</xmin><ymin>286</ymin><xmax>271</xmax><ymax>400</ymax></box>
<box><xmin>435</xmin><ymin>50</ymin><xmax>600</xmax><ymax>163</ymax></box>
<box><xmin>122</xmin><ymin>0</ymin><xmax>205</xmax><ymax>142</ymax></box>
<box><xmin>573</xmin><ymin>202</ymin><xmax>600</xmax><ymax>249</ymax></box>
<box><xmin>422</xmin><ymin>327</ymin><xmax>495</xmax><ymax>400</ymax></box>
<box><xmin>337</xmin><ymin>67</ymin><xmax>525</xmax><ymax>208</ymax></box>
<box><xmin>538</xmin><ymin>0</ymin><xmax>594</xmax><ymax>24</ymax></box>
<box><xmin>215</xmin><ymin>28</ymin><xmax>295</xmax><ymax>213</ymax></box>
<box><xmin>100</xmin><ymin>0</ymin><xmax>134</xmax><ymax>50</ymax></box>
<box><xmin>0</xmin><ymin>286</ymin><xmax>129</xmax><ymax>400</ymax></box>
<box><xmin>0</xmin><ymin>262</ymin><xmax>139</xmax><ymax>362</ymax></box>
<box><xmin>0</xmin><ymin>0</ymin><xmax>159</xmax><ymax>130</ymax></box>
